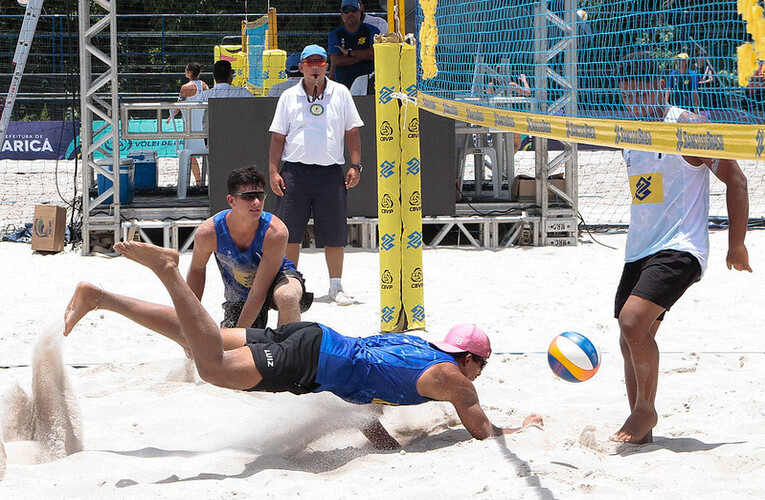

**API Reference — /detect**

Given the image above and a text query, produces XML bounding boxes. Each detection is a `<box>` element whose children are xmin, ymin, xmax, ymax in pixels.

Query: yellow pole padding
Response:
<box><xmin>388</xmin><ymin>0</ymin><xmax>396</xmax><ymax>34</ymax></box>
<box><xmin>420</xmin><ymin>0</ymin><xmax>439</xmax><ymax>79</ymax></box>
<box><xmin>375</xmin><ymin>41</ymin><xmax>404</xmax><ymax>332</ymax></box>
<box><xmin>268</xmin><ymin>8</ymin><xmax>278</xmax><ymax>50</ymax></box>
<box><xmin>399</xmin><ymin>42</ymin><xmax>425</xmax><ymax>330</ymax></box>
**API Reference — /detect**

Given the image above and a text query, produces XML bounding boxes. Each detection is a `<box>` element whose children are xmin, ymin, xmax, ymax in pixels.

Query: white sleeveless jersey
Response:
<box><xmin>622</xmin><ymin>106</ymin><xmax>710</xmax><ymax>271</ymax></box>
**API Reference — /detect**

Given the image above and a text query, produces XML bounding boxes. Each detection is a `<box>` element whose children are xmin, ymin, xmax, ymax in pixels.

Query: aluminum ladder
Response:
<box><xmin>0</xmin><ymin>0</ymin><xmax>44</xmax><ymax>144</ymax></box>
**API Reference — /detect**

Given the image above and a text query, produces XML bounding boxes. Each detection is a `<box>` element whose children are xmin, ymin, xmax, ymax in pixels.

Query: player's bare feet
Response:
<box><xmin>114</xmin><ymin>241</ymin><xmax>179</xmax><ymax>278</ymax></box>
<box><xmin>64</xmin><ymin>282</ymin><xmax>103</xmax><ymax>336</ymax></box>
<box><xmin>610</xmin><ymin>405</ymin><xmax>657</xmax><ymax>444</ymax></box>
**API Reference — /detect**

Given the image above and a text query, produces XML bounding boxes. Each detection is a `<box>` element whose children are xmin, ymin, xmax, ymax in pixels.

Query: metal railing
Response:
<box><xmin>120</xmin><ymin>101</ymin><xmax>208</xmax><ymax>140</ymax></box>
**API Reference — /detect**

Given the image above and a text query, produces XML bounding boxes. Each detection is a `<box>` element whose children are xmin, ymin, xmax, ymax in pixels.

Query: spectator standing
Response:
<box><xmin>187</xmin><ymin>167</ymin><xmax>312</xmax><ymax>329</ymax></box>
<box><xmin>328</xmin><ymin>0</ymin><xmax>380</xmax><ymax>89</ymax></box>
<box><xmin>268</xmin><ymin>45</ymin><xmax>364</xmax><ymax>306</ymax></box>
<box><xmin>169</xmin><ymin>62</ymin><xmax>209</xmax><ymax>186</ymax></box>
<box><xmin>695</xmin><ymin>52</ymin><xmax>715</xmax><ymax>112</ymax></box>
<box><xmin>666</xmin><ymin>52</ymin><xmax>700</xmax><ymax>112</ymax></box>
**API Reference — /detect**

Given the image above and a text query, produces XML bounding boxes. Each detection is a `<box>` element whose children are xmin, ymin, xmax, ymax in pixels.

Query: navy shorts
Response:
<box><xmin>245</xmin><ymin>322</ymin><xmax>323</xmax><ymax>394</ymax></box>
<box><xmin>274</xmin><ymin>161</ymin><xmax>348</xmax><ymax>247</ymax></box>
<box><xmin>221</xmin><ymin>270</ymin><xmax>312</xmax><ymax>329</ymax></box>
<box><xmin>614</xmin><ymin>250</ymin><xmax>702</xmax><ymax>322</ymax></box>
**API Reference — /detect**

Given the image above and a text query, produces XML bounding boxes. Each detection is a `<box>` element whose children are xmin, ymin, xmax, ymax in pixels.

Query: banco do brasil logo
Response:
<box><xmin>411</xmin><ymin>304</ymin><xmax>425</xmax><ymax>322</ymax></box>
<box><xmin>379</xmin><ymin>160</ymin><xmax>395</xmax><ymax>178</ymax></box>
<box><xmin>382</xmin><ymin>305</ymin><xmax>396</xmax><ymax>323</ymax></box>
<box><xmin>379</xmin><ymin>86</ymin><xmax>394</xmax><ymax>104</ymax></box>
<box><xmin>381</xmin><ymin>233</ymin><xmax>396</xmax><ymax>251</ymax></box>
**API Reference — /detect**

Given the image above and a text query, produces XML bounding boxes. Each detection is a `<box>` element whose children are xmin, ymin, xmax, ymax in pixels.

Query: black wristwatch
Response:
<box><xmin>350</xmin><ymin>164</ymin><xmax>362</xmax><ymax>172</ymax></box>
<box><xmin>347</xmin><ymin>48</ymin><xmax>353</xmax><ymax>58</ymax></box>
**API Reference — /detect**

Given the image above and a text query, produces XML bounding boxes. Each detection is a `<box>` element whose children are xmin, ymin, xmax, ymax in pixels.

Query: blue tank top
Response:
<box><xmin>213</xmin><ymin>210</ymin><xmax>296</xmax><ymax>303</ymax></box>
<box><xmin>314</xmin><ymin>325</ymin><xmax>458</xmax><ymax>405</ymax></box>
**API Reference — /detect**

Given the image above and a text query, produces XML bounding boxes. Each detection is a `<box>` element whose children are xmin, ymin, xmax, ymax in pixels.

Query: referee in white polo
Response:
<box><xmin>268</xmin><ymin>44</ymin><xmax>364</xmax><ymax>306</ymax></box>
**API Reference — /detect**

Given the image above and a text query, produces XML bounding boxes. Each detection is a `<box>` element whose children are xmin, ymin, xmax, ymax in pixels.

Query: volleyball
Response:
<box><xmin>547</xmin><ymin>332</ymin><xmax>600</xmax><ymax>383</ymax></box>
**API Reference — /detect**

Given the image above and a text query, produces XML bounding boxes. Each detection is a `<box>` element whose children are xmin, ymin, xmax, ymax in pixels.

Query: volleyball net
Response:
<box><xmin>416</xmin><ymin>0</ymin><xmax>765</xmax><ymax>161</ymax></box>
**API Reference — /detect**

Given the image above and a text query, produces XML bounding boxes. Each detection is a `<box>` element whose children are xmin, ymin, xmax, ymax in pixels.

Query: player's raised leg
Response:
<box><xmin>64</xmin><ymin>281</ymin><xmax>249</xmax><ymax>352</ymax></box>
<box><xmin>114</xmin><ymin>241</ymin><xmax>261</xmax><ymax>390</ymax></box>
<box><xmin>65</xmin><ymin>281</ymin><xmax>183</xmax><ymax>342</ymax></box>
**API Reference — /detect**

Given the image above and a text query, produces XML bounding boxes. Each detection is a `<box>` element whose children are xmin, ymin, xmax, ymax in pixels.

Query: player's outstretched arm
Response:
<box><xmin>418</xmin><ymin>364</ymin><xmax>543</xmax><ymax>440</ymax></box>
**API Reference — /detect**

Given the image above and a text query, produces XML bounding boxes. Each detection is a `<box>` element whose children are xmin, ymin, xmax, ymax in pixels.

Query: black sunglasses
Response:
<box><xmin>342</xmin><ymin>6</ymin><xmax>359</xmax><ymax>13</ymax></box>
<box><xmin>472</xmin><ymin>354</ymin><xmax>488</xmax><ymax>369</ymax></box>
<box><xmin>231</xmin><ymin>190</ymin><xmax>266</xmax><ymax>202</ymax></box>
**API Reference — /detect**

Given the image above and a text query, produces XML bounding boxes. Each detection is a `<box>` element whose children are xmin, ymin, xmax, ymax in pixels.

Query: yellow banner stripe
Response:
<box><xmin>419</xmin><ymin>93</ymin><xmax>765</xmax><ymax>161</ymax></box>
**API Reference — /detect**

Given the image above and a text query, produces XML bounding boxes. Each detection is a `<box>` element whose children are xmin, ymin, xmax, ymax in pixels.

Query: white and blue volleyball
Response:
<box><xmin>547</xmin><ymin>332</ymin><xmax>601</xmax><ymax>382</ymax></box>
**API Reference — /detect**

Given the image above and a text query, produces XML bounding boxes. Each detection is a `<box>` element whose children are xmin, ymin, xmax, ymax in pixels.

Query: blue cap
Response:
<box><xmin>342</xmin><ymin>0</ymin><xmax>361</xmax><ymax>9</ymax></box>
<box><xmin>300</xmin><ymin>44</ymin><xmax>327</xmax><ymax>61</ymax></box>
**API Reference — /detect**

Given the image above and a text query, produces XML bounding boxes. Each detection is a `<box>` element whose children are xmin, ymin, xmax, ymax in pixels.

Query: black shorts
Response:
<box><xmin>614</xmin><ymin>250</ymin><xmax>702</xmax><ymax>321</ymax></box>
<box><xmin>221</xmin><ymin>269</ymin><xmax>312</xmax><ymax>329</ymax></box>
<box><xmin>274</xmin><ymin>161</ymin><xmax>348</xmax><ymax>247</ymax></box>
<box><xmin>245</xmin><ymin>321</ymin><xmax>323</xmax><ymax>395</ymax></box>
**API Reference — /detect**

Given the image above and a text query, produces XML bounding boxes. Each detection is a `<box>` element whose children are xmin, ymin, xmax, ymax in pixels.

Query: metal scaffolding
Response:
<box><xmin>533</xmin><ymin>0</ymin><xmax>579</xmax><ymax>246</ymax></box>
<box><xmin>78</xmin><ymin>0</ymin><xmax>121</xmax><ymax>255</ymax></box>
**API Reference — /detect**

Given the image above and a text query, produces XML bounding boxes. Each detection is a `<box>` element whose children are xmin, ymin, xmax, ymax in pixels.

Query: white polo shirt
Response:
<box><xmin>269</xmin><ymin>78</ymin><xmax>364</xmax><ymax>166</ymax></box>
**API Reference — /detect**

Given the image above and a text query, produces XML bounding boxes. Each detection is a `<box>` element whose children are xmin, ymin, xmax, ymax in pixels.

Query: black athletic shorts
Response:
<box><xmin>221</xmin><ymin>269</ymin><xmax>313</xmax><ymax>329</ymax></box>
<box><xmin>245</xmin><ymin>321</ymin><xmax>323</xmax><ymax>395</ymax></box>
<box><xmin>274</xmin><ymin>161</ymin><xmax>348</xmax><ymax>247</ymax></box>
<box><xmin>614</xmin><ymin>249</ymin><xmax>702</xmax><ymax>322</ymax></box>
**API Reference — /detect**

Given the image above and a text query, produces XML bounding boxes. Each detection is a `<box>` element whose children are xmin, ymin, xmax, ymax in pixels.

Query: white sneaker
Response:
<box><xmin>329</xmin><ymin>288</ymin><xmax>353</xmax><ymax>306</ymax></box>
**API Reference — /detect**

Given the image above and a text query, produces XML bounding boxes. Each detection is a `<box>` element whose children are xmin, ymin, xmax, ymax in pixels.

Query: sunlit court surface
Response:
<box><xmin>0</xmin><ymin>229</ymin><xmax>763</xmax><ymax>498</ymax></box>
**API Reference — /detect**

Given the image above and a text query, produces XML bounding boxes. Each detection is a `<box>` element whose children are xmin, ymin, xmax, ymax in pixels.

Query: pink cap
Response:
<box><xmin>431</xmin><ymin>324</ymin><xmax>492</xmax><ymax>359</ymax></box>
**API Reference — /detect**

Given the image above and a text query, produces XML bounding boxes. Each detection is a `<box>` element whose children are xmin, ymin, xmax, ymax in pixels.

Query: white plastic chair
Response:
<box><xmin>177</xmin><ymin>107</ymin><xmax>208</xmax><ymax>200</ymax></box>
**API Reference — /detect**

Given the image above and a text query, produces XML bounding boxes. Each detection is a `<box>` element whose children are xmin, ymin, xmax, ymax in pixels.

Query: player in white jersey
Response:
<box><xmin>612</xmin><ymin>52</ymin><xmax>752</xmax><ymax>444</ymax></box>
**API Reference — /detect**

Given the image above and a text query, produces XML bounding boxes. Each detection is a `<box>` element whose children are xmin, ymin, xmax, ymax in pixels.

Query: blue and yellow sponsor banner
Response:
<box><xmin>399</xmin><ymin>43</ymin><xmax>425</xmax><ymax>331</ymax></box>
<box><xmin>419</xmin><ymin>93</ymin><xmax>765</xmax><ymax>161</ymax></box>
<box><xmin>375</xmin><ymin>42</ymin><xmax>404</xmax><ymax>332</ymax></box>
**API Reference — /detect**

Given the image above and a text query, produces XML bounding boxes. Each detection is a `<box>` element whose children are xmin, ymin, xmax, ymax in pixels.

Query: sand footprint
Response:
<box><xmin>577</xmin><ymin>425</ymin><xmax>620</xmax><ymax>454</ymax></box>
